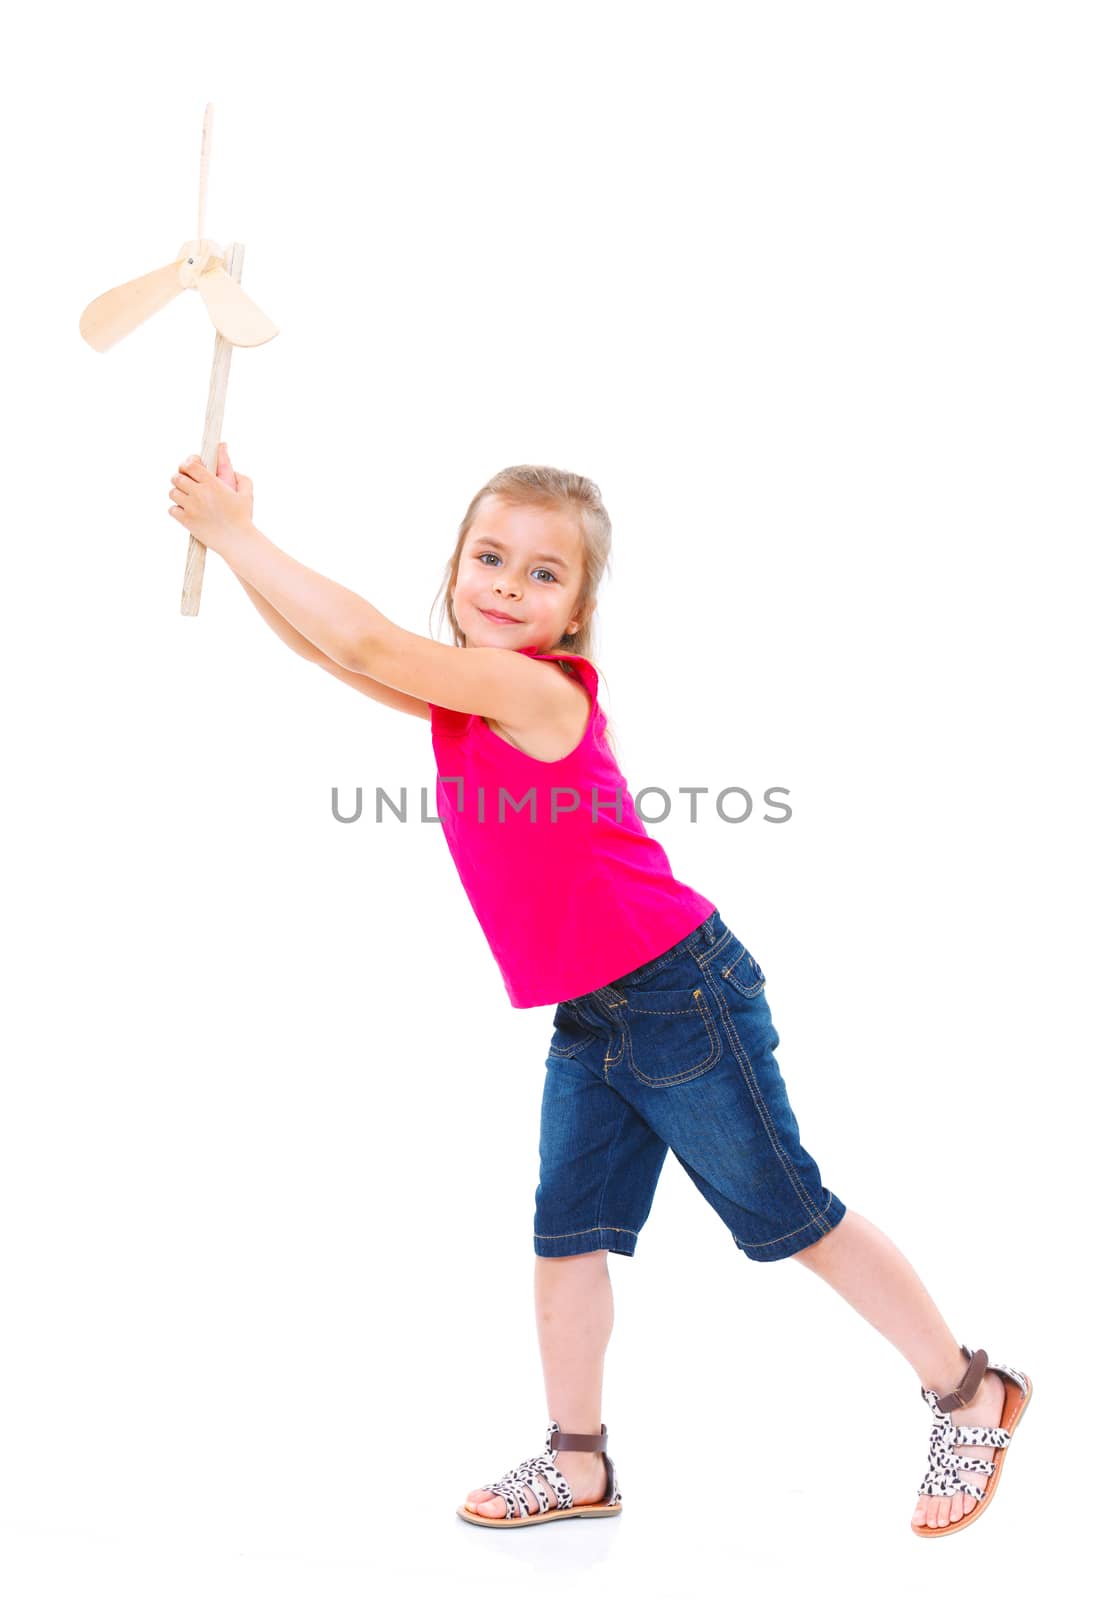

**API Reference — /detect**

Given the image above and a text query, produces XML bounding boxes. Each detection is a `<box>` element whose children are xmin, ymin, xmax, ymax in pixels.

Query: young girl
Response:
<box><xmin>168</xmin><ymin>443</ymin><xmax>1032</xmax><ymax>1540</ymax></box>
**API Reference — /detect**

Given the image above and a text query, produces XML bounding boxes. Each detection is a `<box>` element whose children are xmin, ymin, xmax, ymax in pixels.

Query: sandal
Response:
<box><xmin>912</xmin><ymin>1343</ymin><xmax>1032</xmax><ymax>1538</ymax></box>
<box><xmin>456</xmin><ymin>1420</ymin><xmax>623</xmax><ymax>1528</ymax></box>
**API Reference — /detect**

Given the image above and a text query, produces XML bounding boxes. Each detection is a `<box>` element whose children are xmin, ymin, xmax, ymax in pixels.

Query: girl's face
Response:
<box><xmin>453</xmin><ymin>498</ymin><xmax>586</xmax><ymax>651</ymax></box>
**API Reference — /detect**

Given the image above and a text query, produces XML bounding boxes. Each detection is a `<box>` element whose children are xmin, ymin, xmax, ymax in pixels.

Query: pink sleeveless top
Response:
<box><xmin>429</xmin><ymin>646</ymin><xmax>716</xmax><ymax>1008</ymax></box>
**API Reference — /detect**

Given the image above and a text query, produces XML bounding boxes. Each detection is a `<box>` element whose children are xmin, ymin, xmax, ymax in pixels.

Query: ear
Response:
<box><xmin>567</xmin><ymin>597</ymin><xmax>594</xmax><ymax>635</ymax></box>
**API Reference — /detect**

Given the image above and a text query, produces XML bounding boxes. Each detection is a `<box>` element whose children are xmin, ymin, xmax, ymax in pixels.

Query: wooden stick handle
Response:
<box><xmin>180</xmin><ymin>239</ymin><xmax>243</xmax><ymax>616</ymax></box>
<box><xmin>198</xmin><ymin>102</ymin><xmax>213</xmax><ymax>240</ymax></box>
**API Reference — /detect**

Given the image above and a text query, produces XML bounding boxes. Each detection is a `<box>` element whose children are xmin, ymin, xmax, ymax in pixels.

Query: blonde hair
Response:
<box><xmin>428</xmin><ymin>465</ymin><xmax>619</xmax><ymax>756</ymax></box>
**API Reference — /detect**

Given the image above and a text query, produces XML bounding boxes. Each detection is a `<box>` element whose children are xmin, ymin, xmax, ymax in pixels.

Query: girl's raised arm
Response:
<box><xmin>343</xmin><ymin>623</ymin><xmax>563</xmax><ymax>723</ymax></box>
<box><xmin>169</xmin><ymin>449</ymin><xmax>564</xmax><ymax>726</ymax></box>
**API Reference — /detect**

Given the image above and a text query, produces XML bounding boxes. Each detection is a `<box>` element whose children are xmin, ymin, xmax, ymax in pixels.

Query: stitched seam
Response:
<box><xmin>534</xmin><ymin>1225</ymin><xmax>640</xmax><ymax>1239</ymax></box>
<box><xmin>696</xmin><ymin>951</ymin><xmax>831</xmax><ymax>1235</ymax></box>
<box><xmin>584</xmin><ymin>993</ymin><xmax>625</xmax><ymax>1070</ymax></box>
<box><xmin>723</xmin><ymin>946</ymin><xmax>745</xmax><ymax>979</ymax></box>
<box><xmin>722</xmin><ymin>966</ymin><xmax>766</xmax><ymax>999</ymax></box>
<box><xmin>729</xmin><ymin>1190</ymin><xmax>838</xmax><ymax>1251</ymax></box>
<box><xmin>702</xmin><ymin>927</ymin><xmax>735</xmax><ymax>963</ymax></box>
<box><xmin>620</xmin><ymin>991</ymin><xmax>723</xmax><ymax>1086</ymax></box>
<box><xmin>721</xmin><ymin>943</ymin><xmax>765</xmax><ymax>997</ymax></box>
<box><xmin>594</xmin><ymin>1083</ymin><xmax>627</xmax><ymax>1233</ymax></box>
<box><xmin>627</xmin><ymin>1005</ymin><xmax>701</xmax><ymax>1015</ymax></box>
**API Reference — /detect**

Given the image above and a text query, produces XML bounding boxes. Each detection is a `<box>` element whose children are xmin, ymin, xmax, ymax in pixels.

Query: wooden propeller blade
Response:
<box><xmin>195</xmin><ymin>266</ymin><xmax>279</xmax><ymax>348</ymax></box>
<box><xmin>79</xmin><ymin>261</ymin><xmax>185</xmax><ymax>352</ymax></box>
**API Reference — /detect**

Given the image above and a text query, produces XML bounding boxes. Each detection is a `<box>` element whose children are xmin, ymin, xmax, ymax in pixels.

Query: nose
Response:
<box><xmin>493</xmin><ymin>573</ymin><xmax>521</xmax><ymax>600</ymax></box>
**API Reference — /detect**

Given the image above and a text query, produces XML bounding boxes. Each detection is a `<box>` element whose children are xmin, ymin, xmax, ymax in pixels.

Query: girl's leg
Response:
<box><xmin>464</xmin><ymin>1249</ymin><xmax>615</xmax><ymax>1518</ymax></box>
<box><xmin>795</xmin><ymin>1208</ymin><xmax>1007</xmax><ymax>1530</ymax></box>
<box><xmin>534</xmin><ymin>1249</ymin><xmax>615</xmax><ymax>1434</ymax></box>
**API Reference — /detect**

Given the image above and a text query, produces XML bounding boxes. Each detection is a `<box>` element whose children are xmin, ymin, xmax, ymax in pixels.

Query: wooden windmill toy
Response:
<box><xmin>79</xmin><ymin>103</ymin><xmax>278</xmax><ymax>614</ymax></box>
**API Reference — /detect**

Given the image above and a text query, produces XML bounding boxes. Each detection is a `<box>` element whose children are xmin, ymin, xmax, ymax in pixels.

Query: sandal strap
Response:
<box><xmin>919</xmin><ymin>1460</ymin><xmax>992</xmax><ymax>1501</ymax></box>
<box><xmin>934</xmin><ymin>1346</ymin><xmax>988</xmax><ymax>1412</ymax></box>
<box><xmin>504</xmin><ymin>1481</ymin><xmax>534</xmax><ymax>1519</ymax></box>
<box><xmin>920</xmin><ymin>1346</ymin><xmax>1031</xmax><ymax>1419</ymax></box>
<box><xmin>953</xmin><ymin>1423</ymin><xmax>1013</xmax><ymax>1449</ymax></box>
<box><xmin>549</xmin><ymin>1421</ymin><xmax>609</xmax><ymax>1453</ymax></box>
<box><xmin>529</xmin><ymin>1471</ymin><xmax>554</xmax><ymax>1513</ymax></box>
<box><xmin>482</xmin><ymin>1453</ymin><xmax>573</xmax><ymax>1519</ymax></box>
<box><xmin>919</xmin><ymin>1416</ymin><xmax>1019</xmax><ymax>1496</ymax></box>
<box><xmin>919</xmin><ymin>1418</ymin><xmax>1001</xmax><ymax>1499</ymax></box>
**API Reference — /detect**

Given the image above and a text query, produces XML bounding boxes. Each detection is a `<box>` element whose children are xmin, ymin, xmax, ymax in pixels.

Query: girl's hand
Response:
<box><xmin>168</xmin><ymin>442</ymin><xmax>255</xmax><ymax>555</ymax></box>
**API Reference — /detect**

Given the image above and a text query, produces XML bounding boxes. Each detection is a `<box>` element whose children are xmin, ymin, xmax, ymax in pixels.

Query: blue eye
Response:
<box><xmin>476</xmin><ymin>552</ymin><xmax>557</xmax><ymax>583</ymax></box>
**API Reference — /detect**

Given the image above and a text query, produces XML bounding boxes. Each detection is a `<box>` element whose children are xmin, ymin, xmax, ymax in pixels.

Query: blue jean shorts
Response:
<box><xmin>534</xmin><ymin>908</ymin><xmax>846</xmax><ymax>1264</ymax></box>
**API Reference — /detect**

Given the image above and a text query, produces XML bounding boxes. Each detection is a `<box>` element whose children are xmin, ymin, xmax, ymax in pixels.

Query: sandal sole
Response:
<box><xmin>456</xmin><ymin>1501</ymin><xmax>622</xmax><ymax>1527</ymax></box>
<box><xmin>911</xmin><ymin>1369</ymin><xmax>1032</xmax><ymax>1538</ymax></box>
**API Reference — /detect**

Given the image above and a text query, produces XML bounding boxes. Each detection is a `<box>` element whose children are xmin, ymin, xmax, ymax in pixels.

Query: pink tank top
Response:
<box><xmin>430</xmin><ymin>646</ymin><xmax>716</xmax><ymax>1008</ymax></box>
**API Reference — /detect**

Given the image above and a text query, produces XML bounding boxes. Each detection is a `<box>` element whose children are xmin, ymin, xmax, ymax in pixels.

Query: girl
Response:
<box><xmin>168</xmin><ymin>443</ymin><xmax>1031</xmax><ymax>1540</ymax></box>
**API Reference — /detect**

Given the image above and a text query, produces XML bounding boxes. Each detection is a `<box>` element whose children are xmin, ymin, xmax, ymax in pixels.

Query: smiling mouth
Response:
<box><xmin>481</xmin><ymin>609</ymin><xmax>521</xmax><ymax>623</ymax></box>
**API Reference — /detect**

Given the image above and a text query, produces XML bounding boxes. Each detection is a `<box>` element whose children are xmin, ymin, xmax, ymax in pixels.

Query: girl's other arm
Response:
<box><xmin>234</xmin><ymin>575</ymin><xmax>431</xmax><ymax>719</ymax></box>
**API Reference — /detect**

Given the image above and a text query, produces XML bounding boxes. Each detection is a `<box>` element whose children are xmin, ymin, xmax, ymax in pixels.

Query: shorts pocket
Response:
<box><xmin>546</xmin><ymin>1000</ymin><xmax>595</xmax><ymax>1058</ymax></box>
<box><xmin>719</xmin><ymin>940</ymin><xmax>766</xmax><ymax>999</ymax></box>
<box><xmin>620</xmin><ymin>986</ymin><xmax>722</xmax><ymax>1087</ymax></box>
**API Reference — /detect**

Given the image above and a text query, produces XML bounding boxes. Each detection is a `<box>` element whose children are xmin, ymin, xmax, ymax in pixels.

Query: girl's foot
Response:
<box><xmin>911</xmin><ymin>1367</ymin><xmax>1006</xmax><ymax>1530</ymax></box>
<box><xmin>464</xmin><ymin>1449</ymin><xmax>608</xmax><ymax>1520</ymax></box>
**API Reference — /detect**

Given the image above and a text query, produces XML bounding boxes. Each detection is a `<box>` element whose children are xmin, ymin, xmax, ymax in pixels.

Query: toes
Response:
<box><xmin>465</xmin><ymin>1486</ymin><xmax>545</xmax><ymax>1519</ymax></box>
<box><xmin>914</xmin><ymin>1490</ymin><xmax>980</xmax><ymax>1530</ymax></box>
<box><xmin>911</xmin><ymin>1487</ymin><xmax>981</xmax><ymax>1530</ymax></box>
<box><xmin>915</xmin><ymin>1495</ymin><xmax>936</xmax><ymax>1528</ymax></box>
<box><xmin>476</xmin><ymin>1496</ymin><xmax>508</xmax><ymax>1518</ymax></box>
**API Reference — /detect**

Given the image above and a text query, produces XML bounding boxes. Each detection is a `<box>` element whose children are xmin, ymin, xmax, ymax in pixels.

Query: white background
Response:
<box><xmin>3</xmin><ymin>2</ymin><xmax>1111</xmax><ymax>1596</ymax></box>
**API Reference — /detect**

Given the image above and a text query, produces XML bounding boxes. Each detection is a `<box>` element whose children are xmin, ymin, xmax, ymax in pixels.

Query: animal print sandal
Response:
<box><xmin>456</xmin><ymin>1420</ymin><xmax>623</xmax><ymax>1528</ymax></box>
<box><xmin>912</xmin><ymin>1343</ymin><xmax>1032</xmax><ymax>1538</ymax></box>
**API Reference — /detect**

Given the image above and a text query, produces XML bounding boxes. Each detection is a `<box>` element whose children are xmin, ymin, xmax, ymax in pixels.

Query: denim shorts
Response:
<box><xmin>534</xmin><ymin>908</ymin><xmax>846</xmax><ymax>1264</ymax></box>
